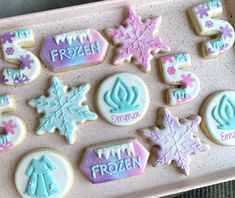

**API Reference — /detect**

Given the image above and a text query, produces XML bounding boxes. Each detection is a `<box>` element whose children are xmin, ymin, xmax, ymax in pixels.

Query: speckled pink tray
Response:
<box><xmin>0</xmin><ymin>0</ymin><xmax>235</xmax><ymax>197</ymax></box>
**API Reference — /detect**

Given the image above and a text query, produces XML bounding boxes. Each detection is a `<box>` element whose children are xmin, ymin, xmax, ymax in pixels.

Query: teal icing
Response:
<box><xmin>104</xmin><ymin>77</ymin><xmax>141</xmax><ymax>113</ymax></box>
<box><xmin>15</xmin><ymin>29</ymin><xmax>30</xmax><ymax>39</ymax></box>
<box><xmin>211</xmin><ymin>39</ymin><xmax>225</xmax><ymax>49</ymax></box>
<box><xmin>212</xmin><ymin>95</ymin><xmax>235</xmax><ymax>130</ymax></box>
<box><xmin>0</xmin><ymin>95</ymin><xmax>9</xmax><ymax>104</ymax></box>
<box><xmin>175</xmin><ymin>53</ymin><xmax>188</xmax><ymax>62</ymax></box>
<box><xmin>25</xmin><ymin>155</ymin><xmax>60</xmax><ymax>197</ymax></box>
<box><xmin>7</xmin><ymin>68</ymin><xmax>24</xmax><ymax>79</ymax></box>
<box><xmin>206</xmin><ymin>0</ymin><xmax>221</xmax><ymax>10</ymax></box>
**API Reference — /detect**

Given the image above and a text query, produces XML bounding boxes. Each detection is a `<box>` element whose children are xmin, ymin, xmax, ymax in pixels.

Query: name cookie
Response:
<box><xmin>97</xmin><ymin>73</ymin><xmax>150</xmax><ymax>126</ymax></box>
<box><xmin>0</xmin><ymin>95</ymin><xmax>26</xmax><ymax>150</ymax></box>
<box><xmin>189</xmin><ymin>0</ymin><xmax>235</xmax><ymax>58</ymax></box>
<box><xmin>29</xmin><ymin>76</ymin><xmax>97</xmax><ymax>144</ymax></box>
<box><xmin>141</xmin><ymin>108</ymin><xmax>209</xmax><ymax>175</ymax></box>
<box><xmin>201</xmin><ymin>90</ymin><xmax>235</xmax><ymax>145</ymax></box>
<box><xmin>40</xmin><ymin>28</ymin><xmax>109</xmax><ymax>72</ymax></box>
<box><xmin>80</xmin><ymin>138</ymin><xmax>149</xmax><ymax>183</ymax></box>
<box><xmin>0</xmin><ymin>29</ymin><xmax>41</xmax><ymax>85</ymax></box>
<box><xmin>106</xmin><ymin>7</ymin><xmax>170</xmax><ymax>72</ymax></box>
<box><xmin>15</xmin><ymin>148</ymin><xmax>74</xmax><ymax>198</ymax></box>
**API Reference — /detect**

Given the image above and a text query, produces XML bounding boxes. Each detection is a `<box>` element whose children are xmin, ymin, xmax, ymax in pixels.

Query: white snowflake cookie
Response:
<box><xmin>141</xmin><ymin>108</ymin><xmax>209</xmax><ymax>175</ymax></box>
<box><xmin>15</xmin><ymin>148</ymin><xmax>74</xmax><ymax>198</ymax></box>
<box><xmin>29</xmin><ymin>76</ymin><xmax>97</xmax><ymax>144</ymax></box>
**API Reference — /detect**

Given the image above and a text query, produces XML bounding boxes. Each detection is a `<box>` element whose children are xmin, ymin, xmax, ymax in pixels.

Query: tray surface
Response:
<box><xmin>0</xmin><ymin>0</ymin><xmax>235</xmax><ymax>197</ymax></box>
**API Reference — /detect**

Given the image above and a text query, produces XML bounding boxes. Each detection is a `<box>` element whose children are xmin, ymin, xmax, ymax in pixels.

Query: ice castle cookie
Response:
<box><xmin>15</xmin><ymin>148</ymin><xmax>74</xmax><ymax>198</ymax></box>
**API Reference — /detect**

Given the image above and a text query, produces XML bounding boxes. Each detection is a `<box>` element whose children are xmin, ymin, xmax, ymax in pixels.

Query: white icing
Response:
<box><xmin>15</xmin><ymin>148</ymin><xmax>74</xmax><ymax>198</ymax></box>
<box><xmin>54</xmin><ymin>29</ymin><xmax>92</xmax><ymax>45</ymax></box>
<box><xmin>97</xmin><ymin>73</ymin><xmax>150</xmax><ymax>126</ymax></box>
<box><xmin>95</xmin><ymin>141</ymin><xmax>135</xmax><ymax>160</ymax></box>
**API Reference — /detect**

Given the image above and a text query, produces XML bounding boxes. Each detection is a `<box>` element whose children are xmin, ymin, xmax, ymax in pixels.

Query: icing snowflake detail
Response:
<box><xmin>141</xmin><ymin>108</ymin><xmax>209</xmax><ymax>175</ymax></box>
<box><xmin>167</xmin><ymin>66</ymin><xmax>176</xmax><ymax>75</ymax></box>
<box><xmin>207</xmin><ymin>47</ymin><xmax>215</xmax><ymax>55</ymax></box>
<box><xmin>0</xmin><ymin>141</ymin><xmax>13</xmax><ymax>149</ymax></box>
<box><xmin>220</xmin><ymin>25</ymin><xmax>234</xmax><ymax>39</ymax></box>
<box><xmin>180</xmin><ymin>74</ymin><xmax>195</xmax><ymax>87</ymax></box>
<box><xmin>162</xmin><ymin>55</ymin><xmax>174</xmax><ymax>63</ymax></box>
<box><xmin>1</xmin><ymin>32</ymin><xmax>15</xmax><ymax>44</ymax></box>
<box><xmin>196</xmin><ymin>5</ymin><xmax>209</xmax><ymax>18</ymax></box>
<box><xmin>106</xmin><ymin>7</ymin><xmax>170</xmax><ymax>72</ymax></box>
<box><xmin>0</xmin><ymin>75</ymin><xmax>8</xmax><ymax>84</ymax></box>
<box><xmin>13</xmin><ymin>74</ymin><xmax>30</xmax><ymax>85</ymax></box>
<box><xmin>29</xmin><ymin>76</ymin><xmax>98</xmax><ymax>144</ymax></box>
<box><xmin>205</xmin><ymin>20</ymin><xmax>213</xmax><ymax>28</ymax></box>
<box><xmin>2</xmin><ymin>120</ymin><xmax>17</xmax><ymax>135</ymax></box>
<box><xmin>5</xmin><ymin>47</ymin><xmax>14</xmax><ymax>55</ymax></box>
<box><xmin>20</xmin><ymin>54</ymin><xmax>34</xmax><ymax>69</ymax></box>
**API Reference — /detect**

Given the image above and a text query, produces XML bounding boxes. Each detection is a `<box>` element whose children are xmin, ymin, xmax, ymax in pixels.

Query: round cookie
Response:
<box><xmin>97</xmin><ymin>73</ymin><xmax>150</xmax><ymax>126</ymax></box>
<box><xmin>201</xmin><ymin>90</ymin><xmax>235</xmax><ymax>145</ymax></box>
<box><xmin>15</xmin><ymin>148</ymin><xmax>74</xmax><ymax>198</ymax></box>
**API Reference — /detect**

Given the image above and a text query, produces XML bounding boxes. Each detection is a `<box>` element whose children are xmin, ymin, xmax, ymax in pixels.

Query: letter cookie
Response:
<box><xmin>97</xmin><ymin>73</ymin><xmax>150</xmax><ymax>126</ymax></box>
<box><xmin>160</xmin><ymin>53</ymin><xmax>200</xmax><ymax>105</ymax></box>
<box><xmin>40</xmin><ymin>28</ymin><xmax>109</xmax><ymax>72</ymax></box>
<box><xmin>201</xmin><ymin>90</ymin><xmax>235</xmax><ymax>145</ymax></box>
<box><xmin>0</xmin><ymin>95</ymin><xmax>26</xmax><ymax>150</ymax></box>
<box><xmin>29</xmin><ymin>76</ymin><xmax>97</xmax><ymax>144</ymax></box>
<box><xmin>189</xmin><ymin>0</ymin><xmax>235</xmax><ymax>58</ymax></box>
<box><xmin>0</xmin><ymin>29</ymin><xmax>41</xmax><ymax>85</ymax></box>
<box><xmin>80</xmin><ymin>138</ymin><xmax>149</xmax><ymax>183</ymax></box>
<box><xmin>106</xmin><ymin>7</ymin><xmax>170</xmax><ymax>72</ymax></box>
<box><xmin>15</xmin><ymin>148</ymin><xmax>74</xmax><ymax>198</ymax></box>
<box><xmin>141</xmin><ymin>108</ymin><xmax>209</xmax><ymax>175</ymax></box>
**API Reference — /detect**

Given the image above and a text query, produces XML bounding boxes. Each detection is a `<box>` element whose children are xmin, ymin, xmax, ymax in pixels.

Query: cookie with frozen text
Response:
<box><xmin>15</xmin><ymin>148</ymin><xmax>74</xmax><ymax>198</ymax></box>
<box><xmin>140</xmin><ymin>108</ymin><xmax>209</xmax><ymax>175</ymax></box>
<box><xmin>0</xmin><ymin>94</ymin><xmax>26</xmax><ymax>150</ymax></box>
<box><xmin>200</xmin><ymin>90</ymin><xmax>235</xmax><ymax>145</ymax></box>
<box><xmin>106</xmin><ymin>7</ymin><xmax>170</xmax><ymax>72</ymax></box>
<box><xmin>40</xmin><ymin>28</ymin><xmax>109</xmax><ymax>72</ymax></box>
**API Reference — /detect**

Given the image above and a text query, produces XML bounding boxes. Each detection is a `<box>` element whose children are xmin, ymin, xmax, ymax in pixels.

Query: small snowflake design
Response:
<box><xmin>167</xmin><ymin>66</ymin><xmax>176</xmax><ymax>75</ymax></box>
<box><xmin>29</xmin><ymin>76</ymin><xmax>98</xmax><ymax>144</ymax></box>
<box><xmin>1</xmin><ymin>32</ymin><xmax>15</xmax><ymax>44</ymax></box>
<box><xmin>5</xmin><ymin>47</ymin><xmax>14</xmax><ymax>55</ymax></box>
<box><xmin>13</xmin><ymin>74</ymin><xmax>30</xmax><ymax>85</ymax></box>
<box><xmin>220</xmin><ymin>25</ymin><xmax>234</xmax><ymax>39</ymax></box>
<box><xmin>0</xmin><ymin>141</ymin><xmax>13</xmax><ymax>149</ymax></box>
<box><xmin>0</xmin><ymin>75</ymin><xmax>9</xmax><ymax>84</ymax></box>
<box><xmin>162</xmin><ymin>55</ymin><xmax>174</xmax><ymax>63</ymax></box>
<box><xmin>20</xmin><ymin>54</ymin><xmax>34</xmax><ymax>69</ymax></box>
<box><xmin>196</xmin><ymin>5</ymin><xmax>209</xmax><ymax>19</ymax></box>
<box><xmin>106</xmin><ymin>7</ymin><xmax>170</xmax><ymax>72</ymax></box>
<box><xmin>2</xmin><ymin>120</ymin><xmax>17</xmax><ymax>135</ymax></box>
<box><xmin>205</xmin><ymin>20</ymin><xmax>213</xmax><ymax>28</ymax></box>
<box><xmin>180</xmin><ymin>74</ymin><xmax>195</xmax><ymax>87</ymax></box>
<box><xmin>141</xmin><ymin>108</ymin><xmax>209</xmax><ymax>175</ymax></box>
<box><xmin>207</xmin><ymin>47</ymin><xmax>215</xmax><ymax>55</ymax></box>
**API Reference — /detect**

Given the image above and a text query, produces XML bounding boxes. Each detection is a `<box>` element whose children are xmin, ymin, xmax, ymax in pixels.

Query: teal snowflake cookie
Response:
<box><xmin>29</xmin><ymin>76</ymin><xmax>98</xmax><ymax>144</ymax></box>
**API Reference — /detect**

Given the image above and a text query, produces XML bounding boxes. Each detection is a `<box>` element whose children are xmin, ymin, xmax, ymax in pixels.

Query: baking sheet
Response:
<box><xmin>0</xmin><ymin>0</ymin><xmax>235</xmax><ymax>197</ymax></box>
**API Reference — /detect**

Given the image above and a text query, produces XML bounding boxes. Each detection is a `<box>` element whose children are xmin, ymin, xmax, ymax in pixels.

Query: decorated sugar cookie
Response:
<box><xmin>40</xmin><ymin>28</ymin><xmax>109</xmax><ymax>72</ymax></box>
<box><xmin>0</xmin><ymin>95</ymin><xmax>26</xmax><ymax>150</ymax></box>
<box><xmin>80</xmin><ymin>138</ymin><xmax>149</xmax><ymax>183</ymax></box>
<box><xmin>106</xmin><ymin>7</ymin><xmax>170</xmax><ymax>72</ymax></box>
<box><xmin>160</xmin><ymin>53</ymin><xmax>200</xmax><ymax>105</ymax></box>
<box><xmin>201</xmin><ymin>90</ymin><xmax>235</xmax><ymax>145</ymax></box>
<box><xmin>29</xmin><ymin>76</ymin><xmax>97</xmax><ymax>144</ymax></box>
<box><xmin>189</xmin><ymin>0</ymin><xmax>235</xmax><ymax>58</ymax></box>
<box><xmin>0</xmin><ymin>29</ymin><xmax>41</xmax><ymax>85</ymax></box>
<box><xmin>15</xmin><ymin>148</ymin><xmax>74</xmax><ymax>198</ymax></box>
<box><xmin>97</xmin><ymin>73</ymin><xmax>150</xmax><ymax>126</ymax></box>
<box><xmin>141</xmin><ymin>108</ymin><xmax>209</xmax><ymax>175</ymax></box>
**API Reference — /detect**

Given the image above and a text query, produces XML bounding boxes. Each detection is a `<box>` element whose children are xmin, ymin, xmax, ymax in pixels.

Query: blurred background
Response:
<box><xmin>0</xmin><ymin>0</ymin><xmax>234</xmax><ymax>197</ymax></box>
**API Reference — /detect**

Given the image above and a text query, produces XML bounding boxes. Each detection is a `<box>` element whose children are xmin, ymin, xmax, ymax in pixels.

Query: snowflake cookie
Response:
<box><xmin>141</xmin><ymin>108</ymin><xmax>209</xmax><ymax>175</ymax></box>
<box><xmin>106</xmin><ymin>7</ymin><xmax>170</xmax><ymax>72</ymax></box>
<box><xmin>29</xmin><ymin>76</ymin><xmax>98</xmax><ymax>144</ymax></box>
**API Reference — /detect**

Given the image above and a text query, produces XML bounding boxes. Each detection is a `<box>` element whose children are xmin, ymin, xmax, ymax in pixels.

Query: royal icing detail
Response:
<box><xmin>0</xmin><ymin>95</ymin><xmax>26</xmax><ymax>150</ymax></box>
<box><xmin>201</xmin><ymin>91</ymin><xmax>235</xmax><ymax>145</ymax></box>
<box><xmin>106</xmin><ymin>7</ymin><xmax>170</xmax><ymax>72</ymax></box>
<box><xmin>40</xmin><ymin>28</ymin><xmax>109</xmax><ymax>72</ymax></box>
<box><xmin>160</xmin><ymin>53</ymin><xmax>200</xmax><ymax>105</ymax></box>
<box><xmin>141</xmin><ymin>108</ymin><xmax>209</xmax><ymax>175</ymax></box>
<box><xmin>97</xmin><ymin>73</ymin><xmax>149</xmax><ymax>126</ymax></box>
<box><xmin>28</xmin><ymin>76</ymin><xmax>97</xmax><ymax>144</ymax></box>
<box><xmin>15</xmin><ymin>148</ymin><xmax>74</xmax><ymax>198</ymax></box>
<box><xmin>80</xmin><ymin>138</ymin><xmax>149</xmax><ymax>183</ymax></box>
<box><xmin>0</xmin><ymin>29</ymin><xmax>41</xmax><ymax>85</ymax></box>
<box><xmin>189</xmin><ymin>0</ymin><xmax>235</xmax><ymax>58</ymax></box>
